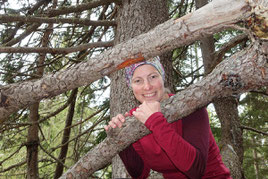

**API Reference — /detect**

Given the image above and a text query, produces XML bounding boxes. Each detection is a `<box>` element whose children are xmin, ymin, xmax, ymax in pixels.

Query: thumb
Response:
<box><xmin>125</xmin><ymin>112</ymin><xmax>130</xmax><ymax>117</ymax></box>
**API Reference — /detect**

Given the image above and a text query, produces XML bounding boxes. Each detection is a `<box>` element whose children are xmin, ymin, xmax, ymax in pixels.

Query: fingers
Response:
<box><xmin>125</xmin><ymin>112</ymin><xmax>130</xmax><ymax>117</ymax></box>
<box><xmin>104</xmin><ymin>125</ymin><xmax>109</xmax><ymax>131</ymax></box>
<box><xmin>104</xmin><ymin>114</ymin><xmax>126</xmax><ymax>131</ymax></box>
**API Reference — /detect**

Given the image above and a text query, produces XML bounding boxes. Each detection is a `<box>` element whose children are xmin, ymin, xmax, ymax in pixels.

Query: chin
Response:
<box><xmin>143</xmin><ymin>98</ymin><xmax>160</xmax><ymax>102</ymax></box>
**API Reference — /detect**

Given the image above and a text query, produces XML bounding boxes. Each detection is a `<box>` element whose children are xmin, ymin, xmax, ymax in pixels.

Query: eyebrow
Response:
<box><xmin>132</xmin><ymin>72</ymin><xmax>159</xmax><ymax>80</ymax></box>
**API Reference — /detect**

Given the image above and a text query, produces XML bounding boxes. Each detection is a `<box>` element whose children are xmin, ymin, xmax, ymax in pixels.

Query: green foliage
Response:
<box><xmin>207</xmin><ymin>105</ymin><xmax>222</xmax><ymax>143</ymax></box>
<box><xmin>239</xmin><ymin>92</ymin><xmax>268</xmax><ymax>179</ymax></box>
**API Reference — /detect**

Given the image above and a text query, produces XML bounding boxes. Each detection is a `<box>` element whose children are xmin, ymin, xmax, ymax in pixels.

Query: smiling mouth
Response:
<box><xmin>143</xmin><ymin>92</ymin><xmax>156</xmax><ymax>97</ymax></box>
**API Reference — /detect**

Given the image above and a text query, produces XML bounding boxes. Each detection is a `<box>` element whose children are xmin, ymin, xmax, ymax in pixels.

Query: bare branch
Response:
<box><xmin>0</xmin><ymin>15</ymin><xmax>116</xmax><ymax>26</ymax></box>
<box><xmin>0</xmin><ymin>41</ymin><xmax>114</xmax><ymax>54</ymax></box>
<box><xmin>214</xmin><ymin>33</ymin><xmax>249</xmax><ymax>61</ymax></box>
<box><xmin>39</xmin><ymin>144</ymin><xmax>69</xmax><ymax>169</ymax></box>
<box><xmin>40</xmin><ymin>90</ymin><xmax>86</xmax><ymax>123</ymax></box>
<box><xmin>240</xmin><ymin>125</ymin><xmax>268</xmax><ymax>136</ymax></box>
<box><xmin>0</xmin><ymin>144</ymin><xmax>24</xmax><ymax>166</ymax></box>
<box><xmin>2</xmin><ymin>0</ymin><xmax>50</xmax><ymax>44</ymax></box>
<box><xmin>45</xmin><ymin>0</ymin><xmax>121</xmax><ymax>16</ymax></box>
<box><xmin>250</xmin><ymin>90</ymin><xmax>268</xmax><ymax>96</ymax></box>
<box><xmin>3</xmin><ymin>23</ymin><xmax>41</xmax><ymax>47</ymax></box>
<box><xmin>0</xmin><ymin>161</ymin><xmax>27</xmax><ymax>173</ymax></box>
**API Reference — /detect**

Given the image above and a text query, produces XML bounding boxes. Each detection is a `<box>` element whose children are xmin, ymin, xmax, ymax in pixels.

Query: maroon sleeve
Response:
<box><xmin>181</xmin><ymin>108</ymin><xmax>210</xmax><ymax>178</ymax></box>
<box><xmin>119</xmin><ymin>145</ymin><xmax>150</xmax><ymax>179</ymax></box>
<box><xmin>144</xmin><ymin>108</ymin><xmax>210</xmax><ymax>178</ymax></box>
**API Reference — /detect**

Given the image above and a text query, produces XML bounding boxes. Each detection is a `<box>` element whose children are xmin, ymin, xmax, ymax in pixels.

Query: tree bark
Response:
<box><xmin>54</xmin><ymin>89</ymin><xmax>78</xmax><ymax>179</ymax></box>
<box><xmin>252</xmin><ymin>137</ymin><xmax>260</xmax><ymax>179</ymax></box>
<box><xmin>26</xmin><ymin>104</ymin><xmax>40</xmax><ymax>179</ymax></box>
<box><xmin>1</xmin><ymin>0</ymin><xmax>256</xmax><ymax>122</ymax></box>
<box><xmin>110</xmin><ymin>0</ymin><xmax>169</xmax><ymax>178</ymax></box>
<box><xmin>59</xmin><ymin>40</ymin><xmax>268</xmax><ymax>178</ymax></box>
<box><xmin>195</xmin><ymin>0</ymin><xmax>244</xmax><ymax>178</ymax></box>
<box><xmin>214</xmin><ymin>97</ymin><xmax>244</xmax><ymax>178</ymax></box>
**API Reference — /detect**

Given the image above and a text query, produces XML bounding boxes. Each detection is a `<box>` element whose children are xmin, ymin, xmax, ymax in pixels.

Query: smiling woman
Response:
<box><xmin>104</xmin><ymin>56</ymin><xmax>232</xmax><ymax>179</ymax></box>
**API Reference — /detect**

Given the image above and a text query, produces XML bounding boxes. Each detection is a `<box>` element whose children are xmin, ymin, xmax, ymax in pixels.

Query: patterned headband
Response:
<box><xmin>125</xmin><ymin>56</ymin><xmax>165</xmax><ymax>87</ymax></box>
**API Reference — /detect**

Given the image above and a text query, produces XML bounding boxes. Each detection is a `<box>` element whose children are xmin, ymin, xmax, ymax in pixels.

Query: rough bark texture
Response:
<box><xmin>0</xmin><ymin>0</ymin><xmax>253</xmax><ymax>122</ymax></box>
<box><xmin>214</xmin><ymin>97</ymin><xmax>244</xmax><ymax>179</ymax></box>
<box><xmin>110</xmin><ymin>0</ymin><xmax>169</xmax><ymax>178</ymax></box>
<box><xmin>54</xmin><ymin>89</ymin><xmax>78</xmax><ymax>179</ymax></box>
<box><xmin>26</xmin><ymin>104</ymin><xmax>40</xmax><ymax>179</ymax></box>
<box><xmin>59</xmin><ymin>40</ymin><xmax>268</xmax><ymax>178</ymax></box>
<box><xmin>195</xmin><ymin>0</ymin><xmax>244</xmax><ymax>178</ymax></box>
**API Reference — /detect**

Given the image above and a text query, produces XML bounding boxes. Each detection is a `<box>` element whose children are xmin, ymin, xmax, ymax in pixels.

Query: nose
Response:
<box><xmin>143</xmin><ymin>79</ymin><xmax>152</xmax><ymax>90</ymax></box>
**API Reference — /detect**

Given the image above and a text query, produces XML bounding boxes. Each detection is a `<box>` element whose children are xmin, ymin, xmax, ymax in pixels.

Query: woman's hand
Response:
<box><xmin>133</xmin><ymin>101</ymin><xmax>161</xmax><ymax>124</ymax></box>
<box><xmin>104</xmin><ymin>112</ymin><xmax>130</xmax><ymax>131</ymax></box>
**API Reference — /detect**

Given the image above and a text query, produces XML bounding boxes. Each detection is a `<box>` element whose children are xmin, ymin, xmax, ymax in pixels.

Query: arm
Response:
<box><xmin>145</xmin><ymin>108</ymin><xmax>209</xmax><ymax>178</ymax></box>
<box><xmin>119</xmin><ymin>144</ymin><xmax>150</xmax><ymax>179</ymax></box>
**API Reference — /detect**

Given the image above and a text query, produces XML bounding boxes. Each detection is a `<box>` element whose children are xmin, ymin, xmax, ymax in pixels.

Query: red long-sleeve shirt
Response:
<box><xmin>119</xmin><ymin>107</ymin><xmax>231</xmax><ymax>179</ymax></box>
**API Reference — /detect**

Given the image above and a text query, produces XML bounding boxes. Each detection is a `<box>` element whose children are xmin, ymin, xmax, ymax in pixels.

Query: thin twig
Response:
<box><xmin>240</xmin><ymin>125</ymin><xmax>268</xmax><ymax>136</ymax></box>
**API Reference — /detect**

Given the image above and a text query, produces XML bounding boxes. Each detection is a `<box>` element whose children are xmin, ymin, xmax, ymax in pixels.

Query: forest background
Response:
<box><xmin>0</xmin><ymin>0</ymin><xmax>267</xmax><ymax>178</ymax></box>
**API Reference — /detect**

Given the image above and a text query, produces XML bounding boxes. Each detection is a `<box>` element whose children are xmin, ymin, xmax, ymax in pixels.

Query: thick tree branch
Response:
<box><xmin>0</xmin><ymin>15</ymin><xmax>116</xmax><ymax>27</ymax></box>
<box><xmin>0</xmin><ymin>0</ymin><xmax>254</xmax><ymax>122</ymax></box>
<box><xmin>0</xmin><ymin>41</ymin><xmax>114</xmax><ymax>54</ymax></box>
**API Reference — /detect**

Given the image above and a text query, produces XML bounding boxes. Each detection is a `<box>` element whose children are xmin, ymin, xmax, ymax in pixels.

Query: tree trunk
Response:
<box><xmin>252</xmin><ymin>137</ymin><xmax>260</xmax><ymax>179</ymax></box>
<box><xmin>54</xmin><ymin>89</ymin><xmax>78</xmax><ymax>179</ymax></box>
<box><xmin>195</xmin><ymin>0</ymin><xmax>244</xmax><ymax>178</ymax></box>
<box><xmin>110</xmin><ymin>0</ymin><xmax>170</xmax><ymax>178</ymax></box>
<box><xmin>26</xmin><ymin>103</ymin><xmax>40</xmax><ymax>179</ymax></box>
<box><xmin>213</xmin><ymin>98</ymin><xmax>244</xmax><ymax>178</ymax></box>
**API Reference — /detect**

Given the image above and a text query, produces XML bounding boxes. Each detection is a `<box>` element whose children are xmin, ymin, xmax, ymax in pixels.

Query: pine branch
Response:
<box><xmin>240</xmin><ymin>125</ymin><xmax>268</xmax><ymax>136</ymax></box>
<box><xmin>45</xmin><ymin>0</ymin><xmax>121</xmax><ymax>17</ymax></box>
<box><xmin>0</xmin><ymin>15</ymin><xmax>116</xmax><ymax>26</ymax></box>
<box><xmin>39</xmin><ymin>144</ymin><xmax>69</xmax><ymax>169</ymax></box>
<box><xmin>0</xmin><ymin>41</ymin><xmax>114</xmax><ymax>54</ymax></box>
<box><xmin>0</xmin><ymin>161</ymin><xmax>27</xmax><ymax>173</ymax></box>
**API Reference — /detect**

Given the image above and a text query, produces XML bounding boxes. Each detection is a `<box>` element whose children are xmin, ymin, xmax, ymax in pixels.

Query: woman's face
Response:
<box><xmin>131</xmin><ymin>64</ymin><xmax>166</xmax><ymax>103</ymax></box>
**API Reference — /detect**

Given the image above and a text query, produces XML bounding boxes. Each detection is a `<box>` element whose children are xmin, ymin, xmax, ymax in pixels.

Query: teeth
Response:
<box><xmin>144</xmin><ymin>93</ymin><xmax>155</xmax><ymax>97</ymax></box>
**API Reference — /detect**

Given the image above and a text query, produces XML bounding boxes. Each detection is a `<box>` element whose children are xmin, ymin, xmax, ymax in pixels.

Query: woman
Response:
<box><xmin>104</xmin><ymin>57</ymin><xmax>231</xmax><ymax>179</ymax></box>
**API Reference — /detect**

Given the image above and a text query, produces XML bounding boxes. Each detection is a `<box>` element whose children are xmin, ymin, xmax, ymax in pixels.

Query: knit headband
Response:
<box><xmin>125</xmin><ymin>56</ymin><xmax>165</xmax><ymax>87</ymax></box>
